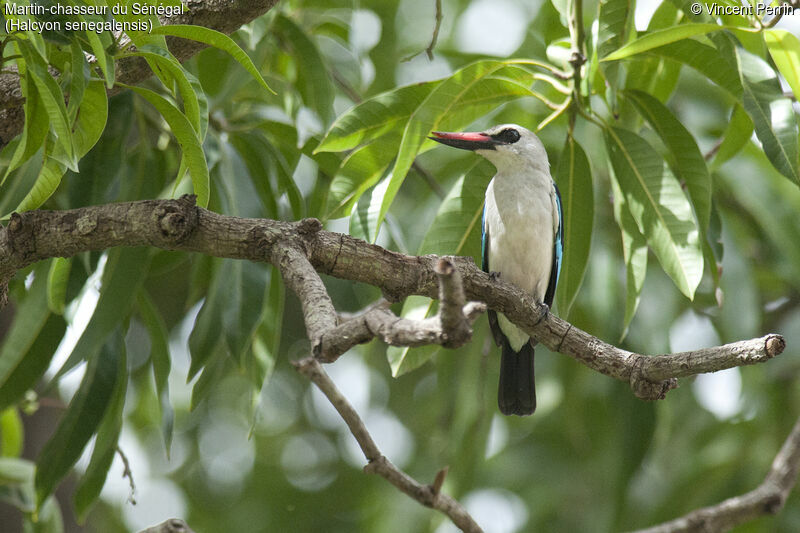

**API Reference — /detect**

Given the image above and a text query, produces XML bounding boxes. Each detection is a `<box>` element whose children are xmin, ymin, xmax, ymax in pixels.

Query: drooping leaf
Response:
<box><xmin>736</xmin><ymin>47</ymin><xmax>800</xmax><ymax>184</ymax></box>
<box><xmin>597</xmin><ymin>0</ymin><xmax>633</xmax><ymax>89</ymax></box>
<box><xmin>0</xmin><ymin>265</ymin><xmax>66</xmax><ymax>412</ymax></box>
<box><xmin>273</xmin><ymin>14</ymin><xmax>335</xmax><ymax>126</ymax></box>
<box><xmin>1</xmin><ymin>70</ymin><xmax>49</xmax><ymax>184</ymax></box>
<box><xmin>74</xmin><ymin>332</ymin><xmax>128</xmax><ymax>521</ymax></box>
<box><xmin>126</xmin><ymin>46</ymin><xmax>203</xmax><ymax>135</ymax></box>
<box><xmin>66</xmin><ymin>41</ymin><xmax>88</xmax><ymax>125</ymax></box>
<box><xmin>50</xmin><ymin>248</ymin><xmax>150</xmax><ymax>383</ymax></box>
<box><xmin>189</xmin><ymin>258</ymin><xmax>226</xmax><ymax>379</ymax></box>
<box><xmin>624</xmin><ymin>89</ymin><xmax>711</xmax><ymax>230</ymax></box>
<box><xmin>73</xmin><ymin>80</ymin><xmax>108</xmax><ymax>158</ymax></box>
<box><xmin>554</xmin><ymin>135</ymin><xmax>593</xmax><ymax>319</ymax></box>
<box><xmin>35</xmin><ymin>331</ymin><xmax>124</xmax><ymax>507</ymax></box>
<box><xmin>46</xmin><ymin>257</ymin><xmax>71</xmax><ymax>315</ymax></box>
<box><xmin>125</xmin><ymin>85</ymin><xmax>210</xmax><ymax>206</ymax></box>
<box><xmin>0</xmin><ymin>409</ymin><xmax>24</xmax><ymax>458</ymax></box>
<box><xmin>13</xmin><ymin>139</ymin><xmax>67</xmax><ymax>214</ymax></box>
<box><xmin>136</xmin><ymin>291</ymin><xmax>174</xmax><ymax>454</ymax></box>
<box><xmin>611</xmin><ymin>174</ymin><xmax>648</xmax><ymax>339</ymax></box>
<box><xmin>17</xmin><ymin>43</ymin><xmax>77</xmax><ymax>172</ymax></box>
<box><xmin>349</xmin><ymin>173</ymin><xmax>391</xmax><ymax>243</ymax></box>
<box><xmin>83</xmin><ymin>24</ymin><xmax>115</xmax><ymax>89</ymax></box>
<box><xmin>604</xmin><ymin>126</ymin><xmax>703</xmax><ymax>299</ymax></box>
<box><xmin>711</xmin><ymin>104</ymin><xmax>753</xmax><ymax>170</ymax></box>
<box><xmin>150</xmin><ymin>25</ymin><xmax>273</xmax><ymax>94</ymax></box>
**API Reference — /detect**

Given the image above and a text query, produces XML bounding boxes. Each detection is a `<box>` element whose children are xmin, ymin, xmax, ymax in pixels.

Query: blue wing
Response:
<box><xmin>543</xmin><ymin>181</ymin><xmax>563</xmax><ymax>308</ymax></box>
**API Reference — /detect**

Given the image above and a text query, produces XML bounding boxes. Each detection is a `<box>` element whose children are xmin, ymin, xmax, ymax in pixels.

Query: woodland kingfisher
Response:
<box><xmin>430</xmin><ymin>124</ymin><xmax>563</xmax><ymax>416</ymax></box>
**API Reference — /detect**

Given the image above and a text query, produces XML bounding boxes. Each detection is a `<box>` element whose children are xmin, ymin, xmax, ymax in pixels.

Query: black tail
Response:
<box><xmin>497</xmin><ymin>340</ymin><xmax>536</xmax><ymax>416</ymax></box>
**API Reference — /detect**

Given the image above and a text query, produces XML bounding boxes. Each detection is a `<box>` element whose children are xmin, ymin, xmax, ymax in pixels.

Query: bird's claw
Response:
<box><xmin>489</xmin><ymin>271</ymin><xmax>501</xmax><ymax>281</ymax></box>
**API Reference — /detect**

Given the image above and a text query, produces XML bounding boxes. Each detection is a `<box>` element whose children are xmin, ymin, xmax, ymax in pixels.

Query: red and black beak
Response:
<box><xmin>429</xmin><ymin>131</ymin><xmax>499</xmax><ymax>151</ymax></box>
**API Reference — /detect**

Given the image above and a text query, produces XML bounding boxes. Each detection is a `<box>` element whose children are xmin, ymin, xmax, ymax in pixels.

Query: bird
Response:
<box><xmin>429</xmin><ymin>124</ymin><xmax>563</xmax><ymax>416</ymax></box>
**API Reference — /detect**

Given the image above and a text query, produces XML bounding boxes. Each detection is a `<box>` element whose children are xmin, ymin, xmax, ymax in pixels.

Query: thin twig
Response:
<box><xmin>402</xmin><ymin>0</ymin><xmax>443</xmax><ymax>62</ymax></box>
<box><xmin>293</xmin><ymin>357</ymin><xmax>483</xmax><ymax>533</ymax></box>
<box><xmin>116</xmin><ymin>446</ymin><xmax>137</xmax><ymax>505</ymax></box>
<box><xmin>632</xmin><ymin>415</ymin><xmax>800</xmax><ymax>532</ymax></box>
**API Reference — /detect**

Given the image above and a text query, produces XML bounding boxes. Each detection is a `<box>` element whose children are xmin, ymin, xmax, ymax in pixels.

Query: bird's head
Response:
<box><xmin>429</xmin><ymin>124</ymin><xmax>548</xmax><ymax>172</ymax></box>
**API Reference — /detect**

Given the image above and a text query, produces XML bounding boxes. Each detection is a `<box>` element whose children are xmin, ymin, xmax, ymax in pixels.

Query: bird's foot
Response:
<box><xmin>489</xmin><ymin>271</ymin><xmax>501</xmax><ymax>281</ymax></box>
<box><xmin>535</xmin><ymin>302</ymin><xmax>550</xmax><ymax>325</ymax></box>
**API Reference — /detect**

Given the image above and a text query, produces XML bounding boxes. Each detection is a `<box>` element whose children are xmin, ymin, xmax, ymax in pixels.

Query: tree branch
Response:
<box><xmin>293</xmin><ymin>356</ymin><xmax>482</xmax><ymax>533</ymax></box>
<box><xmin>0</xmin><ymin>196</ymin><xmax>785</xmax><ymax>397</ymax></box>
<box><xmin>632</xmin><ymin>415</ymin><xmax>800</xmax><ymax>533</ymax></box>
<box><xmin>0</xmin><ymin>0</ymin><xmax>281</xmax><ymax>147</ymax></box>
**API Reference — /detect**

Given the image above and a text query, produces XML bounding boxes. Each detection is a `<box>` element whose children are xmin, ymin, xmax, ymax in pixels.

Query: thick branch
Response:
<box><xmin>0</xmin><ymin>197</ymin><xmax>786</xmax><ymax>396</ymax></box>
<box><xmin>293</xmin><ymin>357</ymin><xmax>482</xmax><ymax>533</ymax></box>
<box><xmin>0</xmin><ymin>0</ymin><xmax>280</xmax><ymax>147</ymax></box>
<box><xmin>633</xmin><ymin>415</ymin><xmax>800</xmax><ymax>533</ymax></box>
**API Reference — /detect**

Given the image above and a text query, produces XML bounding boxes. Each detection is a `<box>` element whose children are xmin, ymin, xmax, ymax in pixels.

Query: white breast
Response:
<box><xmin>485</xmin><ymin>170</ymin><xmax>556</xmax><ymax>350</ymax></box>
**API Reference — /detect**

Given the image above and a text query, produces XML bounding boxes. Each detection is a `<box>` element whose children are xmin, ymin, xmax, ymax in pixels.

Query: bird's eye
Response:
<box><xmin>495</xmin><ymin>128</ymin><xmax>520</xmax><ymax>144</ymax></box>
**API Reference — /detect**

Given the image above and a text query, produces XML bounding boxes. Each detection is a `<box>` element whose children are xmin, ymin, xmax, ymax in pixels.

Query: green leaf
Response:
<box><xmin>736</xmin><ymin>47</ymin><xmax>800</xmax><ymax>184</ymax></box>
<box><xmin>136</xmin><ymin>291</ymin><xmax>173</xmax><ymax>454</ymax></box>
<box><xmin>125</xmin><ymin>85</ymin><xmax>210</xmax><ymax>206</ymax></box>
<box><xmin>18</xmin><ymin>44</ymin><xmax>77</xmax><ymax>172</ymax></box>
<box><xmin>0</xmin><ymin>266</ymin><xmax>66</xmax><ymax>412</ymax></box>
<box><xmin>0</xmin><ymin>409</ymin><xmax>24</xmax><ymax>458</ymax></box>
<box><xmin>73</xmin><ymin>80</ymin><xmax>108</xmax><ymax>158</ymax></box>
<box><xmin>66</xmin><ymin>41</ymin><xmax>88</xmax><ymax>125</ymax></box>
<box><xmin>84</xmin><ymin>26</ymin><xmax>115</xmax><ymax>89</ymax></box>
<box><xmin>1</xmin><ymin>73</ymin><xmax>49</xmax><ymax>184</ymax></box>
<box><xmin>624</xmin><ymin>90</ymin><xmax>711</xmax><ymax>230</ymax></box>
<box><xmin>597</xmin><ymin>0</ymin><xmax>633</xmax><ymax>89</ymax></box>
<box><xmin>603</xmin><ymin>23</ymin><xmax>736</xmax><ymax>62</ymax></box>
<box><xmin>73</xmin><ymin>332</ymin><xmax>127</xmax><ymax>521</ymax></box>
<box><xmin>150</xmin><ymin>25</ymin><xmax>273</xmax><ymax>94</ymax></box>
<box><xmin>189</xmin><ymin>258</ymin><xmax>226</xmax><ymax>379</ymax></box>
<box><xmin>604</xmin><ymin>126</ymin><xmax>703</xmax><ymax>299</ymax></box>
<box><xmin>386</xmin><ymin>296</ymin><xmax>440</xmax><ymax>377</ymax></box>
<box><xmin>325</xmin><ymin>133</ymin><xmax>399</xmax><ymax>219</ymax></box>
<box><xmin>248</xmin><ymin>270</ymin><xmax>282</xmax><ymax>388</ymax></box>
<box><xmin>273</xmin><ymin>14</ymin><xmax>335</xmax><ymax>126</ymax></box>
<box><xmin>611</xmin><ymin>174</ymin><xmax>648</xmax><ymax>339</ymax></box>
<box><xmin>50</xmin><ymin>248</ymin><xmax>150</xmax><ymax>383</ymax></box>
<box><xmin>126</xmin><ymin>46</ymin><xmax>202</xmax><ymax>135</ymax></box>
<box><xmin>554</xmin><ymin>136</ymin><xmax>593</xmax><ymax>320</ymax></box>
<box><xmin>649</xmin><ymin>39</ymin><xmax>742</xmax><ymax>98</ymax></box>
<box><xmin>711</xmin><ymin>104</ymin><xmax>753</xmax><ymax>170</ymax></box>
<box><xmin>316</xmin><ymin>81</ymin><xmax>438</xmax><ymax>153</ymax></box>
<box><xmin>46</xmin><ymin>257</ymin><xmax>71</xmax><ymax>315</ymax></box>
<box><xmin>14</xmin><ymin>143</ymin><xmax>67</xmax><ymax>213</ymax></box>
<box><xmin>764</xmin><ymin>30</ymin><xmax>800</xmax><ymax>107</ymax></box>
<box><xmin>35</xmin><ymin>330</ymin><xmax>124</xmax><ymax>507</ymax></box>
<box><xmin>348</xmin><ymin>174</ymin><xmax>390</xmax><ymax>243</ymax></box>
